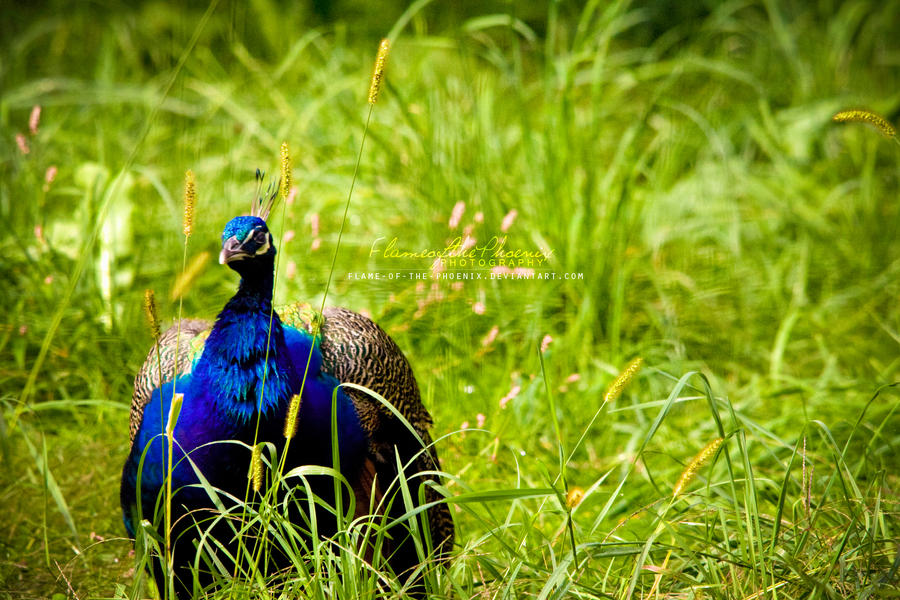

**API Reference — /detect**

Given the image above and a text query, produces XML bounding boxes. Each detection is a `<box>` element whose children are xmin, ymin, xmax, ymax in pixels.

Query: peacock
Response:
<box><xmin>120</xmin><ymin>181</ymin><xmax>453</xmax><ymax>598</ymax></box>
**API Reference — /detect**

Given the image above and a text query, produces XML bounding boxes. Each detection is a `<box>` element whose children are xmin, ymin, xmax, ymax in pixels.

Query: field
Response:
<box><xmin>1</xmin><ymin>0</ymin><xmax>899</xmax><ymax>598</ymax></box>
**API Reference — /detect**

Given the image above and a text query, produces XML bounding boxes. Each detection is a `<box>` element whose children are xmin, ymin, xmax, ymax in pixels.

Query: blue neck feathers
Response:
<box><xmin>193</xmin><ymin>256</ymin><xmax>297</xmax><ymax>422</ymax></box>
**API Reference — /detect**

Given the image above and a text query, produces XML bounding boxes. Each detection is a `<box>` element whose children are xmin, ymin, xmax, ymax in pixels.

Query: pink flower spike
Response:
<box><xmin>448</xmin><ymin>201</ymin><xmax>465</xmax><ymax>229</ymax></box>
<box><xmin>283</xmin><ymin>229</ymin><xmax>295</xmax><ymax>243</ymax></box>
<box><xmin>34</xmin><ymin>225</ymin><xmax>44</xmax><ymax>243</ymax></box>
<box><xmin>474</xmin><ymin>211</ymin><xmax>484</xmax><ymax>223</ymax></box>
<box><xmin>29</xmin><ymin>106</ymin><xmax>41</xmax><ymax>135</ymax></box>
<box><xmin>499</xmin><ymin>384</ymin><xmax>521</xmax><ymax>409</ymax></box>
<box><xmin>45</xmin><ymin>165</ymin><xmax>57</xmax><ymax>183</ymax></box>
<box><xmin>501</xmin><ymin>209</ymin><xmax>518</xmax><ymax>232</ymax></box>
<box><xmin>43</xmin><ymin>275</ymin><xmax>53</xmax><ymax>285</ymax></box>
<box><xmin>491</xmin><ymin>265</ymin><xmax>511</xmax><ymax>276</ymax></box>
<box><xmin>451</xmin><ymin>281</ymin><xmax>464</xmax><ymax>291</ymax></box>
<box><xmin>15</xmin><ymin>133</ymin><xmax>29</xmax><ymax>154</ymax></box>
<box><xmin>286</xmin><ymin>186</ymin><xmax>298</xmax><ymax>206</ymax></box>
<box><xmin>286</xmin><ymin>260</ymin><xmax>297</xmax><ymax>280</ymax></box>
<box><xmin>566</xmin><ymin>373</ymin><xmax>581</xmax><ymax>383</ymax></box>
<box><xmin>310</xmin><ymin>212</ymin><xmax>319</xmax><ymax>236</ymax></box>
<box><xmin>311</xmin><ymin>238</ymin><xmax>321</xmax><ymax>251</ymax></box>
<box><xmin>476</xmin><ymin>413</ymin><xmax>486</xmax><ymax>428</ymax></box>
<box><xmin>481</xmin><ymin>325</ymin><xmax>499</xmax><ymax>347</ymax></box>
<box><xmin>460</xmin><ymin>420</ymin><xmax>469</xmax><ymax>431</ymax></box>
<box><xmin>461</xmin><ymin>235</ymin><xmax>476</xmax><ymax>252</ymax></box>
<box><xmin>472</xmin><ymin>301</ymin><xmax>485</xmax><ymax>315</ymax></box>
<box><xmin>541</xmin><ymin>334</ymin><xmax>553</xmax><ymax>353</ymax></box>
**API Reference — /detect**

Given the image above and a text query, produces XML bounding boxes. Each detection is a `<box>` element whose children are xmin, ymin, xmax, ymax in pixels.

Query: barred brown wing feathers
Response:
<box><xmin>281</xmin><ymin>302</ymin><xmax>454</xmax><ymax>554</ymax></box>
<box><xmin>129</xmin><ymin>318</ymin><xmax>211</xmax><ymax>442</ymax></box>
<box><xmin>320</xmin><ymin>307</ymin><xmax>431</xmax><ymax>424</ymax></box>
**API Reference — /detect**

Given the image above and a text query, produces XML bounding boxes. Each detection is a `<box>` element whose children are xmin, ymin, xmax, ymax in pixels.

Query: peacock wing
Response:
<box><xmin>279</xmin><ymin>302</ymin><xmax>454</xmax><ymax>555</ymax></box>
<box><xmin>130</xmin><ymin>318</ymin><xmax>212</xmax><ymax>443</ymax></box>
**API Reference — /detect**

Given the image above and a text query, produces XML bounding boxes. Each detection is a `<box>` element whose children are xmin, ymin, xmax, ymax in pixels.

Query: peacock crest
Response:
<box><xmin>250</xmin><ymin>167</ymin><xmax>280</xmax><ymax>220</ymax></box>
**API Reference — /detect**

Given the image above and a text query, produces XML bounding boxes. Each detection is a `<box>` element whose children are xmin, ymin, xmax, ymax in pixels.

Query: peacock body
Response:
<box><xmin>121</xmin><ymin>210</ymin><xmax>452</xmax><ymax>598</ymax></box>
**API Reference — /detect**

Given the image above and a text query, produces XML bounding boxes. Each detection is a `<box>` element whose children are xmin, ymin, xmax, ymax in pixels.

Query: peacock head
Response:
<box><xmin>219</xmin><ymin>216</ymin><xmax>276</xmax><ymax>272</ymax></box>
<box><xmin>219</xmin><ymin>170</ymin><xmax>280</xmax><ymax>274</ymax></box>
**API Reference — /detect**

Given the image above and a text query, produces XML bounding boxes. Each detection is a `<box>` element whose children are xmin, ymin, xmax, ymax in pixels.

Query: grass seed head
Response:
<box><xmin>143</xmin><ymin>289</ymin><xmax>161</xmax><ymax>339</ymax></box>
<box><xmin>604</xmin><ymin>357</ymin><xmax>643</xmax><ymax>405</ymax></box>
<box><xmin>166</xmin><ymin>393</ymin><xmax>184</xmax><ymax>438</ymax></box>
<box><xmin>368</xmin><ymin>38</ymin><xmax>390</xmax><ymax>104</ymax></box>
<box><xmin>279</xmin><ymin>142</ymin><xmax>292</xmax><ymax>200</ymax></box>
<box><xmin>833</xmin><ymin>109</ymin><xmax>897</xmax><ymax>138</ymax></box>
<box><xmin>284</xmin><ymin>393</ymin><xmax>302</xmax><ymax>439</ymax></box>
<box><xmin>250</xmin><ymin>443</ymin><xmax>263</xmax><ymax>492</ymax></box>
<box><xmin>673</xmin><ymin>437</ymin><xmax>724</xmax><ymax>497</ymax></box>
<box><xmin>183</xmin><ymin>169</ymin><xmax>196</xmax><ymax>237</ymax></box>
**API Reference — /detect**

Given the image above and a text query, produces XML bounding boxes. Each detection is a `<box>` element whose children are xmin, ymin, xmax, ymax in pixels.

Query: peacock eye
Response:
<box><xmin>254</xmin><ymin>230</ymin><xmax>267</xmax><ymax>242</ymax></box>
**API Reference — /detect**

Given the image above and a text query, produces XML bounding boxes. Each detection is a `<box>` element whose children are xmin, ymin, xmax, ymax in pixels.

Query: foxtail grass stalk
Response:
<box><xmin>672</xmin><ymin>437</ymin><xmax>724</xmax><ymax>497</ymax></box>
<box><xmin>238</xmin><ymin>142</ymin><xmax>299</xmax><ymax>589</ymax></box>
<box><xmin>833</xmin><ymin>109</ymin><xmax>897</xmax><ymax>138</ymax></box>
<box><xmin>625</xmin><ymin>438</ymin><xmax>723</xmax><ymax>599</ymax></box>
<box><xmin>226</xmin><ymin>139</ymin><xmax>303</xmax><ymax>598</ymax></box>
<box><xmin>368</xmin><ymin>39</ymin><xmax>390</xmax><ymax>105</ymax></box>
<box><xmin>248</xmin><ymin>39</ymin><xmax>392</xmax><ymax>593</ymax></box>
<box><xmin>278</xmin><ymin>38</ymin><xmax>392</xmax><ymax>473</ymax></box>
<box><xmin>279</xmin><ymin>142</ymin><xmax>292</xmax><ymax>200</ymax></box>
<box><xmin>183</xmin><ymin>170</ymin><xmax>196</xmax><ymax>236</ymax></box>
<box><xmin>527</xmin><ymin>357</ymin><xmax>645</xmax><ymax>569</ymax></box>
<box><xmin>250</xmin><ymin>443</ymin><xmax>263</xmax><ymax>493</ymax></box>
<box><xmin>164</xmin><ymin>168</ymin><xmax>196</xmax><ymax>598</ymax></box>
<box><xmin>320</xmin><ymin>38</ymin><xmax>389</xmax><ymax>309</ymax></box>
<box><xmin>568</xmin><ymin>357</ymin><xmax>643</xmax><ymax>464</ymax></box>
<box><xmin>283</xmin><ymin>393</ymin><xmax>301</xmax><ymax>439</ymax></box>
<box><xmin>604</xmin><ymin>357</ymin><xmax>643</xmax><ymax>405</ymax></box>
<box><xmin>143</xmin><ymin>289</ymin><xmax>161</xmax><ymax>340</ymax></box>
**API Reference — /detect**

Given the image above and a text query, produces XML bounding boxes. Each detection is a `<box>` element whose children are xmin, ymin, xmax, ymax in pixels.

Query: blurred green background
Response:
<box><xmin>1</xmin><ymin>0</ymin><xmax>899</xmax><ymax>597</ymax></box>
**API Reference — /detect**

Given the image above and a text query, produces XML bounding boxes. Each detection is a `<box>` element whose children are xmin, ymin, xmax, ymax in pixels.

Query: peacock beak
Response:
<box><xmin>219</xmin><ymin>236</ymin><xmax>248</xmax><ymax>265</ymax></box>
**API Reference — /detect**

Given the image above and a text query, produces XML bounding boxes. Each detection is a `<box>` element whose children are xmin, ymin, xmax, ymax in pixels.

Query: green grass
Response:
<box><xmin>2</xmin><ymin>0</ymin><xmax>899</xmax><ymax>597</ymax></box>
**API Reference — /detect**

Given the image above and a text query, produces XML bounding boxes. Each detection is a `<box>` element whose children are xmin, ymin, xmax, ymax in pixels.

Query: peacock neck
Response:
<box><xmin>196</xmin><ymin>258</ymin><xmax>293</xmax><ymax>423</ymax></box>
<box><xmin>227</xmin><ymin>261</ymin><xmax>275</xmax><ymax>313</ymax></box>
